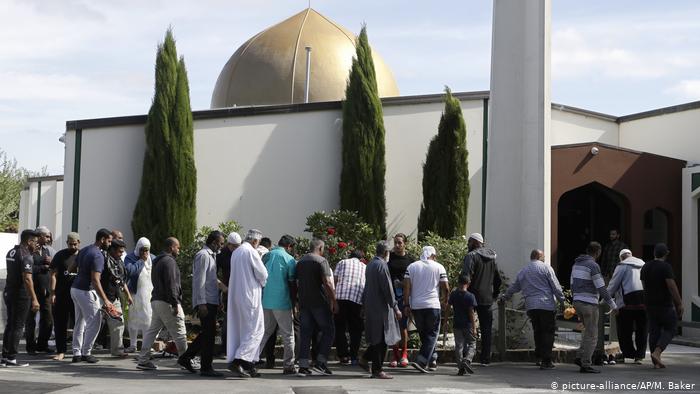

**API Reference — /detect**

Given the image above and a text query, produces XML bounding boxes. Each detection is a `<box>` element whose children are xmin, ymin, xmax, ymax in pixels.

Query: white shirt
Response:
<box><xmin>405</xmin><ymin>259</ymin><xmax>448</xmax><ymax>309</ymax></box>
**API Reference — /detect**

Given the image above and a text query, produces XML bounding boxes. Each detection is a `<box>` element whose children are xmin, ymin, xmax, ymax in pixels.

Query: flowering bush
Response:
<box><xmin>297</xmin><ymin>210</ymin><xmax>376</xmax><ymax>268</ymax></box>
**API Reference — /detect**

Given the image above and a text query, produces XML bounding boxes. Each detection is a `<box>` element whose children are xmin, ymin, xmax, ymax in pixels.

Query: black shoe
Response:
<box><xmin>200</xmin><ymin>369</ymin><xmax>223</xmax><ymax>377</ymax></box>
<box><xmin>178</xmin><ymin>357</ymin><xmax>197</xmax><ymax>373</ymax></box>
<box><xmin>229</xmin><ymin>363</ymin><xmax>250</xmax><ymax>378</ymax></box>
<box><xmin>457</xmin><ymin>367</ymin><xmax>466</xmax><ymax>376</ymax></box>
<box><xmin>72</xmin><ymin>356</ymin><xmax>82</xmax><ymax>363</ymax></box>
<box><xmin>410</xmin><ymin>361</ymin><xmax>429</xmax><ymax>373</ymax></box>
<box><xmin>81</xmin><ymin>355</ymin><xmax>99</xmax><ymax>363</ymax></box>
<box><xmin>463</xmin><ymin>361</ymin><xmax>474</xmax><ymax>374</ymax></box>
<box><xmin>248</xmin><ymin>367</ymin><xmax>261</xmax><ymax>378</ymax></box>
<box><xmin>580</xmin><ymin>366</ymin><xmax>601</xmax><ymax>374</ymax></box>
<box><xmin>574</xmin><ymin>358</ymin><xmax>582</xmax><ymax>367</ymax></box>
<box><xmin>297</xmin><ymin>367</ymin><xmax>312</xmax><ymax>377</ymax></box>
<box><xmin>540</xmin><ymin>361</ymin><xmax>555</xmax><ymax>370</ymax></box>
<box><xmin>312</xmin><ymin>363</ymin><xmax>332</xmax><ymax>376</ymax></box>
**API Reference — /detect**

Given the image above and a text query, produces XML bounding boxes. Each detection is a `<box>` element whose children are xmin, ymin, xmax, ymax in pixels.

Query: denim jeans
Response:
<box><xmin>298</xmin><ymin>306</ymin><xmax>335</xmax><ymax>368</ymax></box>
<box><xmin>412</xmin><ymin>308</ymin><xmax>440</xmax><ymax>365</ymax></box>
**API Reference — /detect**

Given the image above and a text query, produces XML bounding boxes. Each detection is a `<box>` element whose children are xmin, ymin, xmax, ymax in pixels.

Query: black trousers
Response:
<box><xmin>52</xmin><ymin>292</ymin><xmax>75</xmax><ymax>354</ymax></box>
<box><xmin>25</xmin><ymin>276</ymin><xmax>52</xmax><ymax>351</ymax></box>
<box><xmin>182</xmin><ymin>304</ymin><xmax>218</xmax><ymax>371</ymax></box>
<box><xmin>334</xmin><ymin>300</ymin><xmax>363</xmax><ymax>360</ymax></box>
<box><xmin>527</xmin><ymin>309</ymin><xmax>556</xmax><ymax>363</ymax></box>
<box><xmin>476</xmin><ymin>305</ymin><xmax>493</xmax><ymax>363</ymax></box>
<box><xmin>647</xmin><ymin>306</ymin><xmax>677</xmax><ymax>352</ymax></box>
<box><xmin>363</xmin><ymin>333</ymin><xmax>387</xmax><ymax>374</ymax></box>
<box><xmin>2</xmin><ymin>294</ymin><xmax>31</xmax><ymax>360</ymax></box>
<box><xmin>616</xmin><ymin>308</ymin><xmax>647</xmax><ymax>359</ymax></box>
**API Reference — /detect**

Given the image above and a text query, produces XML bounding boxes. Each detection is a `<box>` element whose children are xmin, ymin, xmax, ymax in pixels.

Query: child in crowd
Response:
<box><xmin>448</xmin><ymin>274</ymin><xmax>477</xmax><ymax>375</ymax></box>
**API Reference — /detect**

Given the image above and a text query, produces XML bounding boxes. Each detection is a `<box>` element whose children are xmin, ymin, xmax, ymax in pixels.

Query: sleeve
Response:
<box><xmin>590</xmin><ymin>263</ymin><xmax>616</xmax><ymax>309</ymax></box>
<box><xmin>251</xmin><ymin>249</ymin><xmax>268</xmax><ymax>287</ymax></box>
<box><xmin>49</xmin><ymin>250</ymin><xmax>62</xmax><ymax>271</ymax></box>
<box><xmin>492</xmin><ymin>262</ymin><xmax>503</xmax><ymax>299</ymax></box>
<box><xmin>191</xmin><ymin>252</ymin><xmax>207</xmax><ymax>307</ymax></box>
<box><xmin>22</xmin><ymin>254</ymin><xmax>34</xmax><ymax>274</ymax></box>
<box><xmin>321</xmin><ymin>259</ymin><xmax>332</xmax><ymax>277</ymax></box>
<box><xmin>380</xmin><ymin>264</ymin><xmax>397</xmax><ymax>308</ymax></box>
<box><xmin>92</xmin><ymin>250</ymin><xmax>105</xmax><ymax>273</ymax></box>
<box><xmin>287</xmin><ymin>258</ymin><xmax>297</xmax><ymax>281</ymax></box>
<box><xmin>438</xmin><ymin>264</ymin><xmax>448</xmax><ymax>282</ymax></box>
<box><xmin>461</xmin><ymin>254</ymin><xmax>473</xmax><ymax>278</ymax></box>
<box><xmin>663</xmin><ymin>263</ymin><xmax>674</xmax><ymax>279</ymax></box>
<box><xmin>167</xmin><ymin>259</ymin><xmax>180</xmax><ymax>306</ymax></box>
<box><xmin>547</xmin><ymin>266</ymin><xmax>565</xmax><ymax>302</ymax></box>
<box><xmin>334</xmin><ymin>261</ymin><xmax>344</xmax><ymax>279</ymax></box>
<box><xmin>503</xmin><ymin>271</ymin><xmax>522</xmax><ymax>299</ymax></box>
<box><xmin>124</xmin><ymin>254</ymin><xmax>144</xmax><ymax>277</ymax></box>
<box><xmin>607</xmin><ymin>265</ymin><xmax>624</xmax><ymax>298</ymax></box>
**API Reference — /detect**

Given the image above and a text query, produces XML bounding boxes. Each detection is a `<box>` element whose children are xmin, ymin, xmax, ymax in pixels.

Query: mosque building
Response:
<box><xmin>19</xmin><ymin>6</ymin><xmax>700</xmax><ymax>331</ymax></box>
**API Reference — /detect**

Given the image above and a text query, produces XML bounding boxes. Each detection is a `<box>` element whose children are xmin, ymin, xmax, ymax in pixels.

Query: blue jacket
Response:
<box><xmin>124</xmin><ymin>251</ymin><xmax>155</xmax><ymax>294</ymax></box>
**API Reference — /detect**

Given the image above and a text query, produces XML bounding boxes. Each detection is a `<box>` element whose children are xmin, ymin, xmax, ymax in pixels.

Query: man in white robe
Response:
<box><xmin>227</xmin><ymin>229</ymin><xmax>268</xmax><ymax>378</ymax></box>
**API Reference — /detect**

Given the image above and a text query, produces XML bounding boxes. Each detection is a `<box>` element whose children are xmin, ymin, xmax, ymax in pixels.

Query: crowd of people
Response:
<box><xmin>1</xmin><ymin>226</ymin><xmax>683</xmax><ymax>380</ymax></box>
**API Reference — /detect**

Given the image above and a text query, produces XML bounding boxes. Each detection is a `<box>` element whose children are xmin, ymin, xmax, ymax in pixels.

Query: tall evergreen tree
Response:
<box><xmin>132</xmin><ymin>29</ymin><xmax>196</xmax><ymax>252</ymax></box>
<box><xmin>340</xmin><ymin>25</ymin><xmax>387</xmax><ymax>237</ymax></box>
<box><xmin>418</xmin><ymin>87</ymin><xmax>470</xmax><ymax>238</ymax></box>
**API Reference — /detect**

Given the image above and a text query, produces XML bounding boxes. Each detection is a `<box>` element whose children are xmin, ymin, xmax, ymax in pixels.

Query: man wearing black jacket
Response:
<box><xmin>136</xmin><ymin>237</ymin><xmax>193</xmax><ymax>372</ymax></box>
<box><xmin>461</xmin><ymin>233</ymin><xmax>501</xmax><ymax>366</ymax></box>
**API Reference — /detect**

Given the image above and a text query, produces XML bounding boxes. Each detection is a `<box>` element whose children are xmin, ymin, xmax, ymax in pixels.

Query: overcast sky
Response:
<box><xmin>1</xmin><ymin>0</ymin><xmax>699</xmax><ymax>174</ymax></box>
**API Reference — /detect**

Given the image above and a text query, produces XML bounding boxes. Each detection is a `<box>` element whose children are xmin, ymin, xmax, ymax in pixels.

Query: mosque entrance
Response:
<box><xmin>556</xmin><ymin>182</ymin><xmax>628</xmax><ymax>287</ymax></box>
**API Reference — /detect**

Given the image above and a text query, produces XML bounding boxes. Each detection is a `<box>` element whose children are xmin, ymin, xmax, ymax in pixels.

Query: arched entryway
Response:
<box><xmin>556</xmin><ymin>182</ymin><xmax>629</xmax><ymax>286</ymax></box>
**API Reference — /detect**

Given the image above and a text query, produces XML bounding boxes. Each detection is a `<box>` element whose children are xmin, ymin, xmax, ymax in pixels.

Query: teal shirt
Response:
<box><xmin>262</xmin><ymin>247</ymin><xmax>296</xmax><ymax>310</ymax></box>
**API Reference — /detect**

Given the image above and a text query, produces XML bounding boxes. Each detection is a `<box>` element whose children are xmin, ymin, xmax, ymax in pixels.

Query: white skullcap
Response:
<box><xmin>227</xmin><ymin>232</ymin><xmax>242</xmax><ymax>245</ymax></box>
<box><xmin>420</xmin><ymin>246</ymin><xmax>437</xmax><ymax>262</ymax></box>
<box><xmin>469</xmin><ymin>233</ymin><xmax>484</xmax><ymax>243</ymax></box>
<box><xmin>619</xmin><ymin>248</ymin><xmax>632</xmax><ymax>258</ymax></box>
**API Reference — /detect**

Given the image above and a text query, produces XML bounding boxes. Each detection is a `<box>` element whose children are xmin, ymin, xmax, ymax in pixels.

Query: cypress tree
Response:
<box><xmin>132</xmin><ymin>28</ymin><xmax>197</xmax><ymax>252</ymax></box>
<box><xmin>339</xmin><ymin>25</ymin><xmax>387</xmax><ymax>237</ymax></box>
<box><xmin>418</xmin><ymin>87</ymin><xmax>470</xmax><ymax>238</ymax></box>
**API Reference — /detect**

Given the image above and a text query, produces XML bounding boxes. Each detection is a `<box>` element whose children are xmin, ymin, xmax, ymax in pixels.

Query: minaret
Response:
<box><xmin>485</xmin><ymin>0</ymin><xmax>551</xmax><ymax>280</ymax></box>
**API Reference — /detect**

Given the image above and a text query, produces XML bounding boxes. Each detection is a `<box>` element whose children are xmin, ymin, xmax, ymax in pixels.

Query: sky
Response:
<box><xmin>1</xmin><ymin>0</ymin><xmax>699</xmax><ymax>174</ymax></box>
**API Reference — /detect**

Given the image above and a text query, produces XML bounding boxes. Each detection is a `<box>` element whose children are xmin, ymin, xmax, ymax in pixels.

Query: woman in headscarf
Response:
<box><xmin>124</xmin><ymin>237</ymin><xmax>155</xmax><ymax>352</ymax></box>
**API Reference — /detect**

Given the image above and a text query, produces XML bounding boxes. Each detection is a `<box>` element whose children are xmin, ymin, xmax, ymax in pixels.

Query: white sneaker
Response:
<box><xmin>5</xmin><ymin>359</ymin><xmax>29</xmax><ymax>367</ymax></box>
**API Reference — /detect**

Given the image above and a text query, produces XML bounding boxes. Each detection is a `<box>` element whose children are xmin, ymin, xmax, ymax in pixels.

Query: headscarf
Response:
<box><xmin>134</xmin><ymin>237</ymin><xmax>151</xmax><ymax>256</ymax></box>
<box><xmin>420</xmin><ymin>246</ymin><xmax>437</xmax><ymax>262</ymax></box>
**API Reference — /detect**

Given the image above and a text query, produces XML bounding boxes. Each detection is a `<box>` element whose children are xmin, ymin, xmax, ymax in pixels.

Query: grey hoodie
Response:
<box><xmin>607</xmin><ymin>256</ymin><xmax>645</xmax><ymax>309</ymax></box>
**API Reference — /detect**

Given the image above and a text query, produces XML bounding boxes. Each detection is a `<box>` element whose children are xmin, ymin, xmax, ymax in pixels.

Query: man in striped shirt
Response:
<box><xmin>333</xmin><ymin>250</ymin><xmax>366</xmax><ymax>365</ymax></box>
<box><xmin>570</xmin><ymin>242</ymin><xmax>617</xmax><ymax>373</ymax></box>
<box><xmin>499</xmin><ymin>249</ymin><xmax>564</xmax><ymax>369</ymax></box>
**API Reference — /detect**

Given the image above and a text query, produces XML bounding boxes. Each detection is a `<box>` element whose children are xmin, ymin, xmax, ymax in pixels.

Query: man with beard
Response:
<box><xmin>49</xmin><ymin>232</ymin><xmax>81</xmax><ymax>360</ymax></box>
<box><xmin>26</xmin><ymin>226</ymin><xmax>55</xmax><ymax>354</ymax></box>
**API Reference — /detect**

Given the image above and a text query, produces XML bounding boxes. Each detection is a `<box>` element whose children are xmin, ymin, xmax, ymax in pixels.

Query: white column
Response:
<box><xmin>485</xmin><ymin>0</ymin><xmax>551</xmax><ymax>281</ymax></box>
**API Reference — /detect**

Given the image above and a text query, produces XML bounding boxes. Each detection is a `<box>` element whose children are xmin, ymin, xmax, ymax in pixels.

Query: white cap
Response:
<box><xmin>227</xmin><ymin>232</ymin><xmax>242</xmax><ymax>245</ymax></box>
<box><xmin>468</xmin><ymin>233</ymin><xmax>484</xmax><ymax>243</ymax></box>
<box><xmin>619</xmin><ymin>248</ymin><xmax>632</xmax><ymax>258</ymax></box>
<box><xmin>420</xmin><ymin>246</ymin><xmax>437</xmax><ymax>261</ymax></box>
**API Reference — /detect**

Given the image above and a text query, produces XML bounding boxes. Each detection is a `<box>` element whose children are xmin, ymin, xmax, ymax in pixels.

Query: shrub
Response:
<box><xmin>298</xmin><ymin>210</ymin><xmax>375</xmax><ymax>268</ymax></box>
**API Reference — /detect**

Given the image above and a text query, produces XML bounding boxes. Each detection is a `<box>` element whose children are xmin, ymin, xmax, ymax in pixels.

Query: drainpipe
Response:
<box><xmin>304</xmin><ymin>46</ymin><xmax>312</xmax><ymax>103</ymax></box>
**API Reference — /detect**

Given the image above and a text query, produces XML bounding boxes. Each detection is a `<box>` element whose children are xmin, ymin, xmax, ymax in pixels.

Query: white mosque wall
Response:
<box><xmin>620</xmin><ymin>106</ymin><xmax>700</xmax><ymax>164</ymax></box>
<box><xmin>18</xmin><ymin>177</ymin><xmax>64</xmax><ymax>246</ymax></box>
<box><xmin>550</xmin><ymin>108</ymin><xmax>619</xmax><ymax>146</ymax></box>
<box><xmin>62</xmin><ymin>97</ymin><xmax>486</xmax><ymax>248</ymax></box>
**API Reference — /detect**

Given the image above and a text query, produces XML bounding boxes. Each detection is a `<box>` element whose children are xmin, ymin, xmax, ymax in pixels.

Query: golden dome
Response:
<box><xmin>210</xmin><ymin>8</ymin><xmax>399</xmax><ymax>108</ymax></box>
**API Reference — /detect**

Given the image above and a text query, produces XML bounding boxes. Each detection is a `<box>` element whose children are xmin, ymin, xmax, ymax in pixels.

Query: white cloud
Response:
<box><xmin>665</xmin><ymin>80</ymin><xmax>700</xmax><ymax>101</ymax></box>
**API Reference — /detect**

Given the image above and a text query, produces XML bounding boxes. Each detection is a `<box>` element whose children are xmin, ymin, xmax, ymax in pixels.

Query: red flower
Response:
<box><xmin>327</xmin><ymin>227</ymin><xmax>336</xmax><ymax>235</ymax></box>
<box><xmin>328</xmin><ymin>247</ymin><xmax>337</xmax><ymax>254</ymax></box>
<box><xmin>338</xmin><ymin>242</ymin><xmax>348</xmax><ymax>249</ymax></box>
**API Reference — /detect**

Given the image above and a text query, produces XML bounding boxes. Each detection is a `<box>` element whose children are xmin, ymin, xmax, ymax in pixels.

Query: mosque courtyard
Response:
<box><xmin>0</xmin><ymin>344</ymin><xmax>698</xmax><ymax>394</ymax></box>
